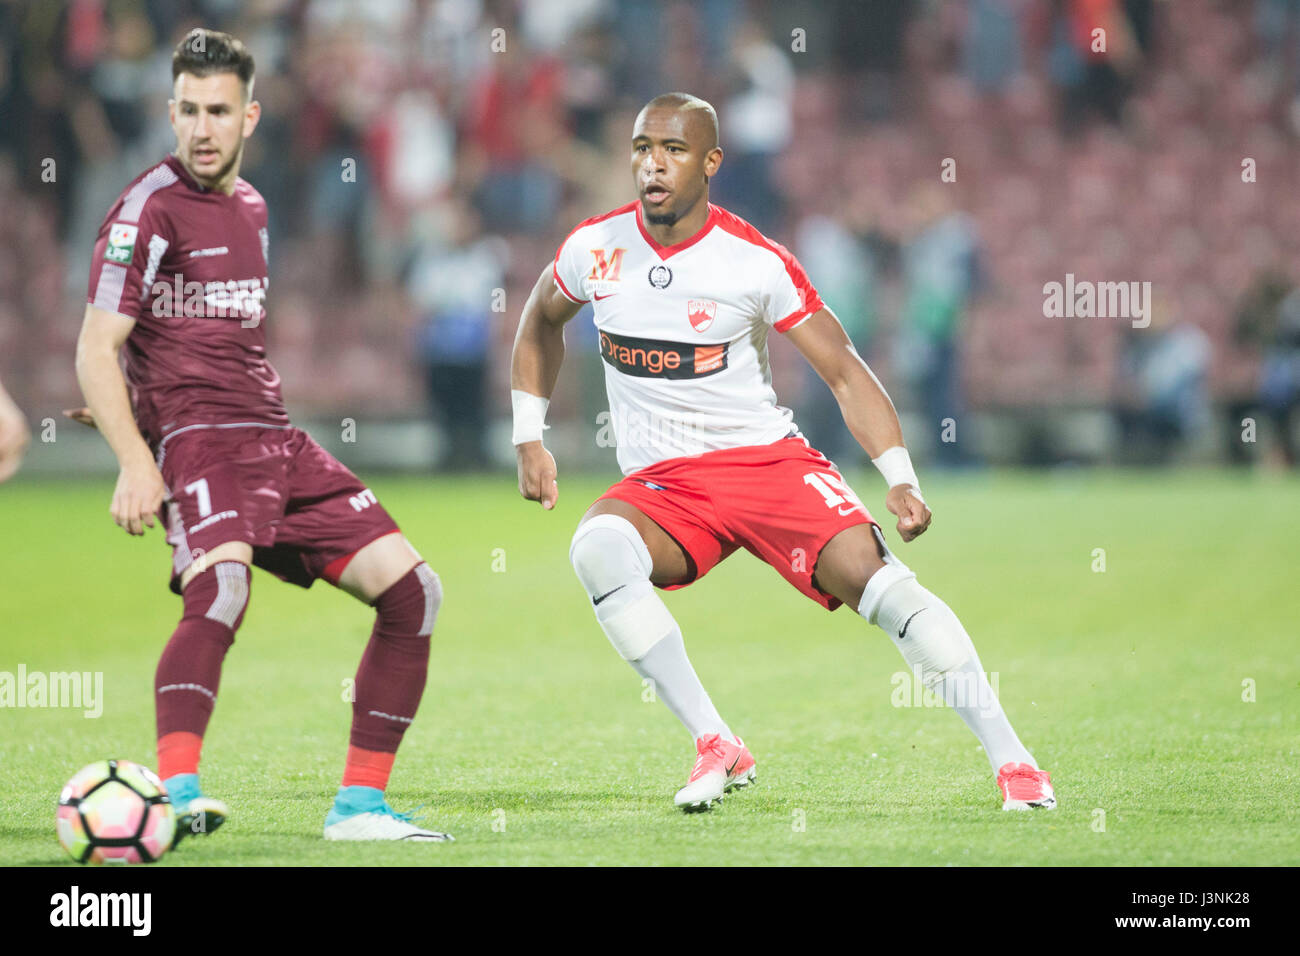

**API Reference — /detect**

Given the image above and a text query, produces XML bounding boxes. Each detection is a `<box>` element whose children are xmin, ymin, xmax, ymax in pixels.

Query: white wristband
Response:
<box><xmin>872</xmin><ymin>446</ymin><xmax>922</xmax><ymax>498</ymax></box>
<box><xmin>511</xmin><ymin>390</ymin><xmax>550</xmax><ymax>445</ymax></box>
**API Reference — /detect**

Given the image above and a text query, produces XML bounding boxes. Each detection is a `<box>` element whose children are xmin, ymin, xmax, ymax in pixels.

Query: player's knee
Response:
<box><xmin>416</xmin><ymin>565</ymin><xmax>442</xmax><ymax>638</ymax></box>
<box><xmin>863</xmin><ymin>572</ymin><xmax>970</xmax><ymax>685</ymax></box>
<box><xmin>181</xmin><ymin>560</ymin><xmax>251</xmax><ymax>634</ymax></box>
<box><xmin>375</xmin><ymin>562</ymin><xmax>441</xmax><ymax>640</ymax></box>
<box><xmin>569</xmin><ymin>515</ymin><xmax>674</xmax><ymax>661</ymax></box>
<box><xmin>856</xmin><ymin>561</ymin><xmax>916</xmax><ymax>626</ymax></box>
<box><xmin>569</xmin><ymin>514</ymin><xmax>653</xmax><ymax>595</ymax></box>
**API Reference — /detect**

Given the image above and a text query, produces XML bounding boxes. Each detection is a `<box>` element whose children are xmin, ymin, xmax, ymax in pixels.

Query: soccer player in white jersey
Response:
<box><xmin>510</xmin><ymin>92</ymin><xmax>1055</xmax><ymax>812</ymax></box>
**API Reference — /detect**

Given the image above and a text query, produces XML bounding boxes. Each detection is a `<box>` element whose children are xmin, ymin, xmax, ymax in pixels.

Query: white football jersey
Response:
<box><xmin>553</xmin><ymin>201</ymin><xmax>824</xmax><ymax>474</ymax></box>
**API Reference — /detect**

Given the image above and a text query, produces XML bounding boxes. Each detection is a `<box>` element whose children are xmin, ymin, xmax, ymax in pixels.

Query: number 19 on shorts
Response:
<box><xmin>803</xmin><ymin>471</ymin><xmax>865</xmax><ymax>517</ymax></box>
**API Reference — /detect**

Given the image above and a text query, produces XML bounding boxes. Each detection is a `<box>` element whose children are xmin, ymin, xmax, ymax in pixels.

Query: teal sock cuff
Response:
<box><xmin>326</xmin><ymin>785</ymin><xmax>388</xmax><ymax>826</ymax></box>
<box><xmin>162</xmin><ymin>772</ymin><xmax>201</xmax><ymax>808</ymax></box>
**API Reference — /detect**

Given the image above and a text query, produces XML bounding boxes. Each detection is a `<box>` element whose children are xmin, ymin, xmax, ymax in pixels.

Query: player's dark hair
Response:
<box><xmin>172</xmin><ymin>28</ymin><xmax>255</xmax><ymax>98</ymax></box>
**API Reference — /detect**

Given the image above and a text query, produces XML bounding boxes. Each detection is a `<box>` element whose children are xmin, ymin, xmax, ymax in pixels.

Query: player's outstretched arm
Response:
<box><xmin>0</xmin><ymin>376</ymin><xmax>31</xmax><ymax>483</ymax></box>
<box><xmin>74</xmin><ymin>303</ymin><xmax>166</xmax><ymax>536</ymax></box>
<box><xmin>510</xmin><ymin>263</ymin><xmax>583</xmax><ymax>510</ymax></box>
<box><xmin>786</xmin><ymin>307</ymin><xmax>932</xmax><ymax>542</ymax></box>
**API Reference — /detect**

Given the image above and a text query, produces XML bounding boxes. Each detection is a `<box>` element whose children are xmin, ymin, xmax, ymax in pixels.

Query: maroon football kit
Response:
<box><xmin>87</xmin><ymin>155</ymin><xmax>398</xmax><ymax>592</ymax></box>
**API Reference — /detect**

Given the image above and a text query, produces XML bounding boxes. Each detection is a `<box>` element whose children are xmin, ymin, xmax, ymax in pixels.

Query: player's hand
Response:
<box><xmin>112</xmin><ymin>454</ymin><xmax>166</xmax><ymax>536</ymax></box>
<box><xmin>62</xmin><ymin>407</ymin><xmax>98</xmax><ymax>429</ymax></box>
<box><xmin>516</xmin><ymin>441</ymin><xmax>558</xmax><ymax>510</ymax></box>
<box><xmin>886</xmin><ymin>484</ymin><xmax>931</xmax><ymax>543</ymax></box>
<box><xmin>0</xmin><ymin>400</ymin><xmax>31</xmax><ymax>483</ymax></box>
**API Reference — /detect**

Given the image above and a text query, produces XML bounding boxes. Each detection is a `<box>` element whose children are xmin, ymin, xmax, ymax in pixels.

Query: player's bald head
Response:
<box><xmin>636</xmin><ymin>92</ymin><xmax>719</xmax><ymax>151</ymax></box>
<box><xmin>631</xmin><ymin>92</ymin><xmax>723</xmax><ymax>229</ymax></box>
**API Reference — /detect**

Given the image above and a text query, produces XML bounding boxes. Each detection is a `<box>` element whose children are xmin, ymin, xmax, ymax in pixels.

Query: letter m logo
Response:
<box><xmin>348</xmin><ymin>488</ymin><xmax>378</xmax><ymax>512</ymax></box>
<box><xmin>588</xmin><ymin>248</ymin><xmax>627</xmax><ymax>282</ymax></box>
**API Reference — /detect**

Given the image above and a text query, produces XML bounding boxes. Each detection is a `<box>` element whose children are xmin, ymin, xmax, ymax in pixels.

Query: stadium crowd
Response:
<box><xmin>2</xmin><ymin>0</ymin><xmax>1297</xmax><ymax>467</ymax></box>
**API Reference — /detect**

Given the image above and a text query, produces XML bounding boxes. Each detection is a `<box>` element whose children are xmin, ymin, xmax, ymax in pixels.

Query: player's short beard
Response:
<box><xmin>643</xmin><ymin>209</ymin><xmax>678</xmax><ymax>227</ymax></box>
<box><xmin>187</xmin><ymin>138</ymin><xmax>243</xmax><ymax>189</ymax></box>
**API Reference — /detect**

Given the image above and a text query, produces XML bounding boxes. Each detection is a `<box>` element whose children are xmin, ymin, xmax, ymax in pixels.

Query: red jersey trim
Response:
<box><xmin>710</xmin><ymin>205</ymin><xmax>825</xmax><ymax>331</ymax></box>
<box><xmin>773</xmin><ymin>306</ymin><xmax>820</xmax><ymax>333</ymax></box>
<box><xmin>552</xmin><ymin>262</ymin><xmax>587</xmax><ymax>303</ymax></box>
<box><xmin>635</xmin><ymin>202</ymin><xmax>719</xmax><ymax>260</ymax></box>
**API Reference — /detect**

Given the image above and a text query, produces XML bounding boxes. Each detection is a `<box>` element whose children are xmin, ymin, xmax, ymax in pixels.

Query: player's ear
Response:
<box><xmin>242</xmin><ymin>99</ymin><xmax>261</xmax><ymax>139</ymax></box>
<box><xmin>704</xmin><ymin>146</ymin><xmax>723</xmax><ymax>180</ymax></box>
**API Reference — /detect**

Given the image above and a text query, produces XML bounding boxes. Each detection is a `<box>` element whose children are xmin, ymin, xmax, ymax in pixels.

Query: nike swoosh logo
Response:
<box><xmin>726</xmin><ymin>754</ymin><xmax>741</xmax><ymax>775</ymax></box>
<box><xmin>837</xmin><ymin>505</ymin><xmax>861</xmax><ymax>516</ymax></box>
<box><xmin>594</xmin><ymin>293</ymin><xmax>618</xmax><ymax>300</ymax></box>
<box><xmin>898</xmin><ymin>608</ymin><xmax>926</xmax><ymax>640</ymax></box>
<box><xmin>592</xmin><ymin>585</ymin><xmax>626</xmax><ymax>606</ymax></box>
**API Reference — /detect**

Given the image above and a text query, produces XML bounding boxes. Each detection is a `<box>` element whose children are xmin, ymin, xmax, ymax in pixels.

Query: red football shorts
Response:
<box><xmin>157</xmin><ymin>425</ymin><xmax>400</xmax><ymax>593</ymax></box>
<box><xmin>596</xmin><ymin>436</ymin><xmax>878</xmax><ymax>610</ymax></box>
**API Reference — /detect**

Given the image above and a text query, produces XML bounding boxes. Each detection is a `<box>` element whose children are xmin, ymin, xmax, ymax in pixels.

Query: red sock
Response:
<box><xmin>158</xmin><ymin>731</ymin><xmax>203</xmax><ymax>780</ymax></box>
<box><xmin>341</xmin><ymin>746</ymin><xmax>397</xmax><ymax>790</ymax></box>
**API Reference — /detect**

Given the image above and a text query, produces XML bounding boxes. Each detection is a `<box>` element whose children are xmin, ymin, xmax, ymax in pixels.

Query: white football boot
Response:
<box><xmin>323</xmin><ymin>786</ymin><xmax>453</xmax><ymax>841</ymax></box>
<box><xmin>323</xmin><ymin>809</ymin><xmax>453</xmax><ymax>842</ymax></box>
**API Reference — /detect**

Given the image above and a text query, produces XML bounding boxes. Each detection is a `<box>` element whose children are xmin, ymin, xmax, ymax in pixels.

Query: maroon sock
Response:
<box><xmin>349</xmin><ymin>564</ymin><xmax>439</xmax><ymax>754</ymax></box>
<box><xmin>156</xmin><ymin>561</ymin><xmax>249</xmax><ymax>742</ymax></box>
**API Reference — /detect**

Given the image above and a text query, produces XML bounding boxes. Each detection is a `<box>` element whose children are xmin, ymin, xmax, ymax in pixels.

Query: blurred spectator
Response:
<box><xmin>1049</xmin><ymin>0</ymin><xmax>1145</xmax><ymax>132</ymax></box>
<box><xmin>896</xmin><ymin>183</ymin><xmax>982</xmax><ymax>467</ymax></box>
<box><xmin>463</xmin><ymin>40</ymin><xmax>564</xmax><ymax>233</ymax></box>
<box><xmin>711</xmin><ymin>19</ymin><xmax>793</xmax><ymax>231</ymax></box>
<box><xmin>963</xmin><ymin>0</ymin><xmax>1026</xmax><ymax>94</ymax></box>
<box><xmin>795</xmin><ymin>208</ymin><xmax>877</xmax><ymax>464</ymax></box>
<box><xmin>408</xmin><ymin>200</ymin><xmax>507</xmax><ymax>471</ymax></box>
<box><xmin>1113</xmin><ymin>306</ymin><xmax>1211</xmax><ymax>465</ymax></box>
<box><xmin>1254</xmin><ymin>0</ymin><xmax>1300</xmax><ymax>129</ymax></box>
<box><xmin>1234</xmin><ymin>273</ymin><xmax>1300</xmax><ymax>467</ymax></box>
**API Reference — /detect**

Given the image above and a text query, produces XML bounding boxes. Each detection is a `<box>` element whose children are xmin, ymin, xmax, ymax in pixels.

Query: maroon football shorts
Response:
<box><xmin>595</xmin><ymin>436</ymin><xmax>878</xmax><ymax>610</ymax></box>
<box><xmin>157</xmin><ymin>424</ymin><xmax>400</xmax><ymax>593</ymax></box>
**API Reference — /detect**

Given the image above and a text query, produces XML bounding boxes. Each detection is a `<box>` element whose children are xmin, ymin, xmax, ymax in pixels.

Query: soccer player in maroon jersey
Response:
<box><xmin>512</xmin><ymin>93</ymin><xmax>1056</xmax><ymax>812</ymax></box>
<box><xmin>72</xmin><ymin>29</ymin><xmax>451</xmax><ymax>843</ymax></box>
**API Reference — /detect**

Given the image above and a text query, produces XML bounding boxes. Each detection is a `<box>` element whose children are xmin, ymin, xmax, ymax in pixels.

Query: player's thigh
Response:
<box><xmin>580</xmin><ymin>497</ymin><xmax>692</xmax><ymax>586</ymax></box>
<box><xmin>270</xmin><ymin>428</ymin><xmax>405</xmax><ymax>595</ymax></box>
<box><xmin>161</xmin><ymin>428</ymin><xmax>287</xmax><ymax>589</ymax></box>
<box><xmin>811</xmin><ymin>523</ymin><xmax>888</xmax><ymax>610</ymax></box>
<box><xmin>335</xmin><ymin>532</ymin><xmax>423</xmax><ymax>604</ymax></box>
<box><xmin>179</xmin><ymin>541</ymin><xmax>253</xmax><ymax>590</ymax></box>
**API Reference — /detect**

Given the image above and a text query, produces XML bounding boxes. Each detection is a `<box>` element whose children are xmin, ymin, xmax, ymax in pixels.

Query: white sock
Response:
<box><xmin>571</xmin><ymin>515</ymin><xmax>730</xmax><ymax>741</ymax></box>
<box><xmin>932</xmin><ymin>653</ymin><xmax>1035</xmax><ymax>773</ymax></box>
<box><xmin>859</xmin><ymin>561</ymin><xmax>1036</xmax><ymax>773</ymax></box>
<box><xmin>630</xmin><ymin>629</ymin><xmax>732</xmax><ymax>741</ymax></box>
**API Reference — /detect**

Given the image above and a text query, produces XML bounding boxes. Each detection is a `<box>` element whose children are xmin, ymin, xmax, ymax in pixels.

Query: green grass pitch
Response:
<box><xmin>2</xmin><ymin>468</ymin><xmax>1297</xmax><ymax>866</ymax></box>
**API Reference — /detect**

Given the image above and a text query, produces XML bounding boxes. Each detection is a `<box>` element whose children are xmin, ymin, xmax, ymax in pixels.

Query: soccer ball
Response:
<box><xmin>56</xmin><ymin>759</ymin><xmax>176</xmax><ymax>864</ymax></box>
